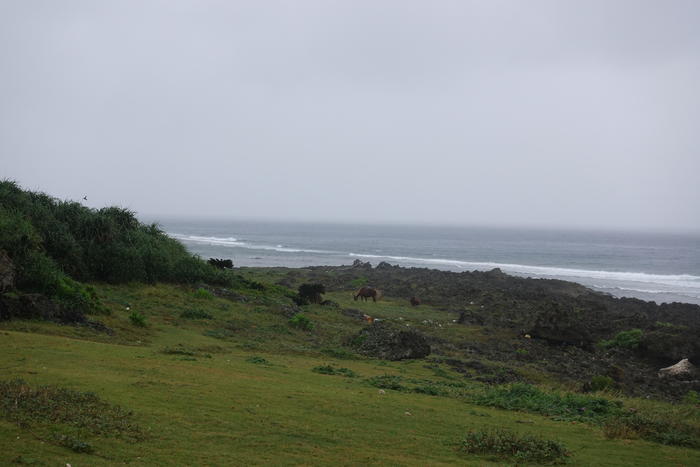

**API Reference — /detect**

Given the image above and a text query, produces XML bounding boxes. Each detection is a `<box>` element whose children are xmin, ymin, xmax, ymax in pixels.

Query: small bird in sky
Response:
<box><xmin>83</xmin><ymin>196</ymin><xmax>87</xmax><ymax>201</ymax></box>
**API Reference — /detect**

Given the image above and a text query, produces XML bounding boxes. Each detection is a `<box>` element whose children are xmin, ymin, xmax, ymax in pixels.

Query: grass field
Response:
<box><xmin>1</xmin><ymin>281</ymin><xmax>699</xmax><ymax>466</ymax></box>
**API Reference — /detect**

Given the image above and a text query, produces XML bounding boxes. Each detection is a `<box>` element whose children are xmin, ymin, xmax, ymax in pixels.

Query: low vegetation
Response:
<box><xmin>460</xmin><ymin>428</ymin><xmax>570</xmax><ymax>464</ymax></box>
<box><xmin>312</xmin><ymin>365</ymin><xmax>357</xmax><ymax>377</ymax></box>
<box><xmin>0</xmin><ymin>379</ymin><xmax>142</xmax><ymax>443</ymax></box>
<box><xmin>288</xmin><ymin>313</ymin><xmax>314</xmax><ymax>330</ymax></box>
<box><xmin>599</xmin><ymin>329</ymin><xmax>644</xmax><ymax>350</ymax></box>
<box><xmin>473</xmin><ymin>383</ymin><xmax>623</xmax><ymax>423</ymax></box>
<box><xmin>180</xmin><ymin>308</ymin><xmax>214</xmax><ymax>320</ymax></box>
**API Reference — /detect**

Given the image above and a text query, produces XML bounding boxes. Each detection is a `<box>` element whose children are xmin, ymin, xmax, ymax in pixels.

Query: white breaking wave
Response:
<box><xmin>167</xmin><ymin>232</ymin><xmax>700</xmax><ymax>300</ymax></box>
<box><xmin>168</xmin><ymin>233</ymin><xmax>334</xmax><ymax>254</ymax></box>
<box><xmin>347</xmin><ymin>253</ymin><xmax>700</xmax><ymax>290</ymax></box>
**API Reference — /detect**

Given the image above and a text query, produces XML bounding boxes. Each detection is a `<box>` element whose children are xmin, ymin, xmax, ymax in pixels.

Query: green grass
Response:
<box><xmin>0</xmin><ymin>282</ymin><xmax>699</xmax><ymax>465</ymax></box>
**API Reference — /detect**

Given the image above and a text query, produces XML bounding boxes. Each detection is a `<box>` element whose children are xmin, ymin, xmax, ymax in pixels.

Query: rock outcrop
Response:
<box><xmin>352</xmin><ymin>321</ymin><xmax>430</xmax><ymax>360</ymax></box>
<box><xmin>658</xmin><ymin>358</ymin><xmax>698</xmax><ymax>380</ymax></box>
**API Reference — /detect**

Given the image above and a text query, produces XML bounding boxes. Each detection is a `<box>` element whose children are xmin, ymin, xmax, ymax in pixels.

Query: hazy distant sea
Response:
<box><xmin>156</xmin><ymin>219</ymin><xmax>700</xmax><ymax>306</ymax></box>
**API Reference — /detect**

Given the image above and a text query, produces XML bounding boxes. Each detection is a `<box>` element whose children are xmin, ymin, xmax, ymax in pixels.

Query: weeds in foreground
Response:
<box><xmin>460</xmin><ymin>429</ymin><xmax>570</xmax><ymax>464</ymax></box>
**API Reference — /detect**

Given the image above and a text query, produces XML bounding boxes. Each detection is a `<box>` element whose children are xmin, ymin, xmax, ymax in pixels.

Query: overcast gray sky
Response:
<box><xmin>1</xmin><ymin>1</ymin><xmax>698</xmax><ymax>231</ymax></box>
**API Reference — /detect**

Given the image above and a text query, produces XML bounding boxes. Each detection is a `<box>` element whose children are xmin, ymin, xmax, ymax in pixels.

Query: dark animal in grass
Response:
<box><xmin>410</xmin><ymin>296</ymin><xmax>421</xmax><ymax>306</ymax></box>
<box><xmin>208</xmin><ymin>258</ymin><xmax>233</xmax><ymax>269</ymax></box>
<box><xmin>354</xmin><ymin>287</ymin><xmax>381</xmax><ymax>302</ymax></box>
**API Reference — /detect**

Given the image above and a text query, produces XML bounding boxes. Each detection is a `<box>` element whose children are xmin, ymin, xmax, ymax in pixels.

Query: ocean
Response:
<box><xmin>155</xmin><ymin>219</ymin><xmax>700</xmax><ymax>306</ymax></box>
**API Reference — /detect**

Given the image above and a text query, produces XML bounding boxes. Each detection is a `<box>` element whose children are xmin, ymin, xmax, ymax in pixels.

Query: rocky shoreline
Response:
<box><xmin>273</xmin><ymin>260</ymin><xmax>700</xmax><ymax>400</ymax></box>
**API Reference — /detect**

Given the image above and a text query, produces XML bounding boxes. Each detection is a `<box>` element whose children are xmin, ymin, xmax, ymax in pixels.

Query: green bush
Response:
<box><xmin>412</xmin><ymin>385</ymin><xmax>448</xmax><ymax>396</ymax></box>
<box><xmin>289</xmin><ymin>313</ymin><xmax>314</xmax><ymax>331</ymax></box>
<box><xmin>599</xmin><ymin>329</ymin><xmax>643</xmax><ymax>350</ymax></box>
<box><xmin>473</xmin><ymin>383</ymin><xmax>622</xmax><ymax>422</ymax></box>
<box><xmin>312</xmin><ymin>365</ymin><xmax>357</xmax><ymax>377</ymax></box>
<box><xmin>193</xmin><ymin>288</ymin><xmax>214</xmax><ymax>300</ymax></box>
<box><xmin>683</xmin><ymin>390</ymin><xmax>699</xmax><ymax>405</ymax></box>
<box><xmin>321</xmin><ymin>347</ymin><xmax>357</xmax><ymax>360</ymax></box>
<box><xmin>129</xmin><ymin>311</ymin><xmax>147</xmax><ymax>327</ymax></box>
<box><xmin>161</xmin><ymin>346</ymin><xmax>196</xmax><ymax>356</ymax></box>
<box><xmin>180</xmin><ymin>309</ymin><xmax>213</xmax><ymax>320</ymax></box>
<box><xmin>51</xmin><ymin>433</ymin><xmax>94</xmax><ymax>453</ymax></box>
<box><xmin>460</xmin><ymin>429</ymin><xmax>570</xmax><ymax>464</ymax></box>
<box><xmin>246</xmin><ymin>356</ymin><xmax>271</xmax><ymax>365</ymax></box>
<box><xmin>0</xmin><ymin>180</ymin><xmax>235</xmax><ymax>321</ymax></box>
<box><xmin>0</xmin><ymin>379</ymin><xmax>141</xmax><ymax>440</ymax></box>
<box><xmin>589</xmin><ymin>375</ymin><xmax>616</xmax><ymax>392</ymax></box>
<box><xmin>350</xmin><ymin>277</ymin><xmax>368</xmax><ymax>288</ymax></box>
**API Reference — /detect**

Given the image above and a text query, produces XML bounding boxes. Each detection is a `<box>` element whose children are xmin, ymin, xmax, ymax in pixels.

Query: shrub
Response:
<box><xmin>0</xmin><ymin>379</ymin><xmax>141</xmax><ymax>439</ymax></box>
<box><xmin>366</xmin><ymin>375</ymin><xmax>406</xmax><ymax>391</ymax></box>
<box><xmin>162</xmin><ymin>346</ymin><xmax>196</xmax><ymax>356</ymax></box>
<box><xmin>51</xmin><ymin>433</ymin><xmax>94</xmax><ymax>453</ymax></box>
<box><xmin>203</xmin><ymin>328</ymin><xmax>235</xmax><ymax>339</ymax></box>
<box><xmin>412</xmin><ymin>385</ymin><xmax>447</xmax><ymax>396</ymax></box>
<box><xmin>289</xmin><ymin>313</ymin><xmax>314</xmax><ymax>331</ymax></box>
<box><xmin>603</xmin><ymin>412</ymin><xmax>700</xmax><ymax>448</ymax></box>
<box><xmin>589</xmin><ymin>375</ymin><xmax>616</xmax><ymax>392</ymax></box>
<box><xmin>129</xmin><ymin>311</ymin><xmax>147</xmax><ymax>327</ymax></box>
<box><xmin>683</xmin><ymin>390</ymin><xmax>699</xmax><ymax>406</ymax></box>
<box><xmin>321</xmin><ymin>347</ymin><xmax>357</xmax><ymax>360</ymax></box>
<box><xmin>0</xmin><ymin>181</ymin><xmax>236</xmax><ymax>324</ymax></box>
<box><xmin>460</xmin><ymin>429</ymin><xmax>570</xmax><ymax>464</ymax></box>
<box><xmin>246</xmin><ymin>356</ymin><xmax>271</xmax><ymax>365</ymax></box>
<box><xmin>297</xmin><ymin>283</ymin><xmax>325</xmax><ymax>304</ymax></box>
<box><xmin>599</xmin><ymin>329</ymin><xmax>643</xmax><ymax>350</ymax></box>
<box><xmin>473</xmin><ymin>383</ymin><xmax>622</xmax><ymax>422</ymax></box>
<box><xmin>350</xmin><ymin>277</ymin><xmax>368</xmax><ymax>288</ymax></box>
<box><xmin>180</xmin><ymin>309</ymin><xmax>213</xmax><ymax>320</ymax></box>
<box><xmin>312</xmin><ymin>365</ymin><xmax>357</xmax><ymax>377</ymax></box>
<box><xmin>193</xmin><ymin>288</ymin><xmax>214</xmax><ymax>300</ymax></box>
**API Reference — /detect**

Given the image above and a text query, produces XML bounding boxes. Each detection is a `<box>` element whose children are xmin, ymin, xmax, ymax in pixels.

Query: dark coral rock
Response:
<box><xmin>352</xmin><ymin>321</ymin><xmax>430</xmax><ymax>360</ymax></box>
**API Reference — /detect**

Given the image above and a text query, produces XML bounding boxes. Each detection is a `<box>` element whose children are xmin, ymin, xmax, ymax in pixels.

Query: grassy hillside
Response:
<box><xmin>1</xmin><ymin>282</ymin><xmax>699</xmax><ymax>465</ymax></box>
<box><xmin>1</xmin><ymin>183</ymin><xmax>699</xmax><ymax>465</ymax></box>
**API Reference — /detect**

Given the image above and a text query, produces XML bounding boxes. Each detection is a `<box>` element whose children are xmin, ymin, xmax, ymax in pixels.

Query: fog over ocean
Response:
<box><xmin>158</xmin><ymin>219</ymin><xmax>700</xmax><ymax>306</ymax></box>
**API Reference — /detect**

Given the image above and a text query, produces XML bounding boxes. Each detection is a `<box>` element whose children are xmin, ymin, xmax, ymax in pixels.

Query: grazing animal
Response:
<box><xmin>409</xmin><ymin>296</ymin><xmax>421</xmax><ymax>306</ymax></box>
<box><xmin>354</xmin><ymin>286</ymin><xmax>380</xmax><ymax>302</ymax></box>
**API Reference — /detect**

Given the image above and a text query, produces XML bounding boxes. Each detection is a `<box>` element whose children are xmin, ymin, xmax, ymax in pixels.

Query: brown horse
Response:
<box><xmin>353</xmin><ymin>286</ymin><xmax>381</xmax><ymax>302</ymax></box>
<box><xmin>409</xmin><ymin>296</ymin><xmax>421</xmax><ymax>306</ymax></box>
